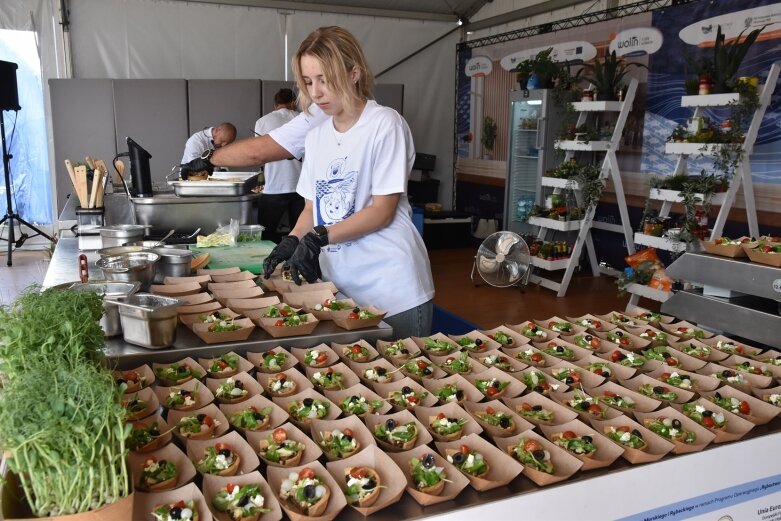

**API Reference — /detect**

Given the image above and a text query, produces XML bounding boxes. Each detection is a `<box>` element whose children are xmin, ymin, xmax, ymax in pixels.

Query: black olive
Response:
<box><xmin>218</xmin><ymin>449</ymin><xmax>231</xmax><ymax>457</ymax></box>
<box><xmin>672</xmin><ymin>419</ymin><xmax>682</xmax><ymax>429</ymax></box>
<box><xmin>303</xmin><ymin>484</ymin><xmax>317</xmax><ymax>499</ymax></box>
<box><xmin>578</xmin><ymin>402</ymin><xmax>590</xmax><ymax>411</ymax></box>
<box><xmin>158</xmin><ymin>459</ymin><xmax>168</xmax><ymax>466</ymax></box>
<box><xmin>422</xmin><ymin>453</ymin><xmax>435</xmax><ymax>469</ymax></box>
<box><xmin>702</xmin><ymin>410</ymin><xmax>713</xmax><ymax>417</ymax></box>
<box><xmin>448</xmin><ymin>417</ymin><xmax>460</xmax><ymax>424</ymax></box>
<box><xmin>252</xmin><ymin>411</ymin><xmax>265</xmax><ymax>420</ymax></box>
<box><xmin>532</xmin><ymin>405</ymin><xmax>542</xmax><ymax>411</ymax></box>
<box><xmin>715</xmin><ymin>392</ymin><xmax>722</xmax><ymax>400</ymax></box>
<box><xmin>565</xmin><ymin>377</ymin><xmax>574</xmax><ymax>385</ymax></box>
<box><xmin>632</xmin><ymin>429</ymin><xmax>643</xmax><ymax>438</ymax></box>
<box><xmin>401</xmin><ymin>386</ymin><xmax>412</xmax><ymax>395</ymax></box>
<box><xmin>681</xmin><ymin>375</ymin><xmax>691</xmax><ymax>381</ymax></box>
<box><xmin>532</xmin><ymin>449</ymin><xmax>546</xmax><ymax>460</ymax></box>
<box><xmin>343</xmin><ymin>434</ymin><xmax>353</xmax><ymax>442</ymax></box>
<box><xmin>491</xmin><ymin>380</ymin><xmax>501</xmax><ymax>389</ymax></box>
<box><xmin>475</xmin><ymin>339</ymin><xmax>483</xmax><ymax>346</ymax></box>
<box><xmin>555</xmin><ymin>346</ymin><xmax>565</xmax><ymax>353</ymax></box>
<box><xmin>169</xmin><ymin>506</ymin><xmax>183</xmax><ymax>519</ymax></box>
<box><xmin>180</xmin><ymin>389</ymin><xmax>191</xmax><ymax>396</ymax></box>
<box><xmin>584</xmin><ymin>335</ymin><xmax>593</xmax><ymax>341</ymax></box>
<box><xmin>197</xmin><ymin>414</ymin><xmax>206</xmax><ymax>422</ymax></box>
<box><xmin>615</xmin><ymin>331</ymin><xmax>624</xmax><ymax>337</ymax></box>
<box><xmin>297</xmin><ymin>309</ymin><xmax>306</xmax><ymax>315</ymax></box>
<box><xmin>533</xmin><ymin>385</ymin><xmax>544</xmax><ymax>393</ymax></box>
<box><xmin>176</xmin><ymin>365</ymin><xmax>188</xmax><ymax>374</ymax></box>
<box><xmin>722</xmin><ymin>370</ymin><xmax>736</xmax><ymax>378</ymax></box>
<box><xmin>455</xmin><ymin>390</ymin><xmax>465</xmax><ymax>399</ymax></box>
<box><xmin>618</xmin><ymin>353</ymin><xmax>627</xmax><ymax>361</ymax></box>
<box><xmin>352</xmin><ymin>307</ymin><xmax>361</xmax><ymax>313</ymax></box>
<box><xmin>582</xmin><ymin>435</ymin><xmax>593</xmax><ymax>444</ymax></box>
<box><xmin>363</xmin><ymin>478</ymin><xmax>377</xmax><ymax>490</ymax></box>
<box><xmin>235</xmin><ymin>380</ymin><xmax>244</xmax><ymax>389</ymax></box>
<box><xmin>601</xmin><ymin>370</ymin><xmax>611</xmax><ymax>377</ymax></box>
<box><xmin>531</xmin><ymin>326</ymin><xmax>539</xmax><ymax>332</ymax></box>
<box><xmin>661</xmin><ymin>351</ymin><xmax>672</xmax><ymax>359</ymax></box>
<box><xmin>376</xmin><ymin>367</ymin><xmax>387</xmax><ymax>376</ymax></box>
<box><xmin>452</xmin><ymin>452</ymin><xmax>466</xmax><ymax>465</ymax></box>
<box><xmin>116</xmin><ymin>378</ymin><xmax>127</xmax><ymax>386</ymax></box>
<box><xmin>653</xmin><ymin>386</ymin><xmax>665</xmax><ymax>394</ymax></box>
<box><xmin>238</xmin><ymin>494</ymin><xmax>250</xmax><ymax>507</ymax></box>
<box><xmin>385</xmin><ymin>418</ymin><xmax>397</xmax><ymax>430</ymax></box>
<box><xmin>302</xmin><ymin>398</ymin><xmax>314</xmax><ymax>407</ymax></box>
<box><xmin>741</xmin><ymin>361</ymin><xmax>750</xmax><ymax>367</ymax></box>
<box><xmin>423</xmin><ymin>367</ymin><xmax>432</xmax><ymax>376</ymax></box>
<box><xmin>400</xmin><ymin>347</ymin><xmax>409</xmax><ymax>354</ymax></box>
<box><xmin>499</xmin><ymin>417</ymin><xmax>511</xmax><ymax>429</ymax></box>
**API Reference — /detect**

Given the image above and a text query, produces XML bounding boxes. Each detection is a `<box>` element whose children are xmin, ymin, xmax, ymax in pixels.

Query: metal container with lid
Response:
<box><xmin>67</xmin><ymin>281</ymin><xmax>141</xmax><ymax>337</ymax></box>
<box><xmin>150</xmin><ymin>248</ymin><xmax>193</xmax><ymax>283</ymax></box>
<box><xmin>96</xmin><ymin>251</ymin><xmax>160</xmax><ymax>291</ymax></box>
<box><xmin>113</xmin><ymin>293</ymin><xmax>181</xmax><ymax>349</ymax></box>
<box><xmin>99</xmin><ymin>224</ymin><xmax>148</xmax><ymax>248</ymax></box>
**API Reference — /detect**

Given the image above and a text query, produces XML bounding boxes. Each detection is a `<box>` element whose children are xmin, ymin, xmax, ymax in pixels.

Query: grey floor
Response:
<box><xmin>0</xmin><ymin>249</ymin><xmax>51</xmax><ymax>305</ymax></box>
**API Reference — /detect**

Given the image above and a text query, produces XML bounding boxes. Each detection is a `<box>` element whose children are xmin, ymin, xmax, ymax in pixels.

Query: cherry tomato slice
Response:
<box><xmin>274</xmin><ymin>319</ymin><xmax>285</xmax><ymax>327</ymax></box>
<box><xmin>739</xmin><ymin>401</ymin><xmax>751</xmax><ymax>415</ymax></box>
<box><xmin>299</xmin><ymin>467</ymin><xmax>316</xmax><ymax>480</ymax></box>
<box><xmin>272</xmin><ymin>428</ymin><xmax>287</xmax><ymax>443</ymax></box>
<box><xmin>215</xmin><ymin>443</ymin><xmax>231</xmax><ymax>451</ymax></box>
<box><xmin>485</xmin><ymin>406</ymin><xmax>496</xmax><ymax>415</ymax></box>
<box><xmin>562</xmin><ymin>431</ymin><xmax>577</xmax><ymax>439</ymax></box>
<box><xmin>523</xmin><ymin>439</ymin><xmax>543</xmax><ymax>452</ymax></box>
<box><xmin>702</xmin><ymin>416</ymin><xmax>716</xmax><ymax>428</ymax></box>
<box><xmin>459</xmin><ymin>444</ymin><xmax>470</xmax><ymax>454</ymax></box>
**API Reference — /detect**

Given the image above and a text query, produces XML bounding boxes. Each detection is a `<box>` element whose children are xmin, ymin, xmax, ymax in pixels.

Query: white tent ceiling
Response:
<box><xmin>169</xmin><ymin>0</ymin><xmax>492</xmax><ymax>22</ymax></box>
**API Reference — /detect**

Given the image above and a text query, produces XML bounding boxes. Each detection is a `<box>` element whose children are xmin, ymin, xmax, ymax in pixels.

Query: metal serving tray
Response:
<box><xmin>167</xmin><ymin>171</ymin><xmax>260</xmax><ymax>197</ymax></box>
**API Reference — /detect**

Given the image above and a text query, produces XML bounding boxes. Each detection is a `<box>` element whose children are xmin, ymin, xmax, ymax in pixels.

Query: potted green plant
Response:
<box><xmin>582</xmin><ymin>50</ymin><xmax>646</xmax><ymax>101</ymax></box>
<box><xmin>514</xmin><ymin>48</ymin><xmax>564</xmax><ymax>90</ymax></box>
<box><xmin>481</xmin><ymin>115</ymin><xmax>497</xmax><ymax>159</ymax></box>
<box><xmin>711</xmin><ymin>25</ymin><xmax>765</xmax><ymax>93</ymax></box>
<box><xmin>513</xmin><ymin>60</ymin><xmax>533</xmax><ymax>90</ymax></box>
<box><xmin>0</xmin><ymin>287</ymin><xmax>132</xmax><ymax>519</ymax></box>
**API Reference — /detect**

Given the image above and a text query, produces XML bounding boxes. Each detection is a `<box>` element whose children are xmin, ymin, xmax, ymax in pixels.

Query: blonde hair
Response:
<box><xmin>293</xmin><ymin>26</ymin><xmax>374</xmax><ymax>116</ymax></box>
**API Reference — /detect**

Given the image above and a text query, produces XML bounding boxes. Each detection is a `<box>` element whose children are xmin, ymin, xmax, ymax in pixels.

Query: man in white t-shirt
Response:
<box><xmin>253</xmin><ymin>89</ymin><xmax>304</xmax><ymax>243</ymax></box>
<box><xmin>180</xmin><ymin>122</ymin><xmax>237</xmax><ymax>164</ymax></box>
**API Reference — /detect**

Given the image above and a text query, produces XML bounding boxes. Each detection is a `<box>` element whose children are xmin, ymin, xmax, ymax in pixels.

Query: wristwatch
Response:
<box><xmin>200</xmin><ymin>148</ymin><xmax>215</xmax><ymax>165</ymax></box>
<box><xmin>312</xmin><ymin>225</ymin><xmax>329</xmax><ymax>247</ymax></box>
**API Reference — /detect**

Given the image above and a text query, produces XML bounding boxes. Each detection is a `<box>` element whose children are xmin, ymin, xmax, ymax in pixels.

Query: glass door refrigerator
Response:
<box><xmin>504</xmin><ymin>89</ymin><xmax>563</xmax><ymax>235</ymax></box>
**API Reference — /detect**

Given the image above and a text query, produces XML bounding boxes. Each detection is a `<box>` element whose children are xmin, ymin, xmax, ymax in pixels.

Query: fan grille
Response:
<box><xmin>476</xmin><ymin>231</ymin><xmax>531</xmax><ymax>287</ymax></box>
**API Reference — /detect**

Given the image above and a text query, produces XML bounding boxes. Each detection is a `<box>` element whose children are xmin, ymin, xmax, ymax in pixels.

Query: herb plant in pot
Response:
<box><xmin>583</xmin><ymin>50</ymin><xmax>646</xmax><ymax>101</ymax></box>
<box><xmin>0</xmin><ymin>287</ymin><xmax>133</xmax><ymax>519</ymax></box>
<box><xmin>481</xmin><ymin>116</ymin><xmax>497</xmax><ymax>160</ymax></box>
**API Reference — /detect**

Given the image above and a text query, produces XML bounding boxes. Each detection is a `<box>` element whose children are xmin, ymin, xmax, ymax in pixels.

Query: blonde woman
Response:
<box><xmin>262</xmin><ymin>26</ymin><xmax>434</xmax><ymax>338</ymax></box>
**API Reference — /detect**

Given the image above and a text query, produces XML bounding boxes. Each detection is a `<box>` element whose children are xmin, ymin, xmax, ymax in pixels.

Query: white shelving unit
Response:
<box><xmin>529</xmin><ymin>79</ymin><xmax>638</xmax><ymax>297</ymax></box>
<box><xmin>627</xmin><ymin>63</ymin><xmax>780</xmax><ymax>310</ymax></box>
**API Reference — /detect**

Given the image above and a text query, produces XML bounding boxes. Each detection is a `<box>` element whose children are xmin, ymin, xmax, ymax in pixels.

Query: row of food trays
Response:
<box><xmin>116</xmin><ymin>309</ymin><xmax>781</xmax><ymax>521</ymax></box>
<box><xmin>150</xmin><ymin>266</ymin><xmax>385</xmax><ymax>344</ymax></box>
<box><xmin>701</xmin><ymin>235</ymin><xmax>781</xmax><ymax>266</ymax></box>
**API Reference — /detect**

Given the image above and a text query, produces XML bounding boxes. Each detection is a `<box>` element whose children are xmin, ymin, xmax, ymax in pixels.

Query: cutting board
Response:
<box><xmin>190</xmin><ymin>240</ymin><xmax>276</xmax><ymax>274</ymax></box>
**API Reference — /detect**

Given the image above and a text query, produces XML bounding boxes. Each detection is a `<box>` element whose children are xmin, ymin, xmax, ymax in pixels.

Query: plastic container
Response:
<box><xmin>113</xmin><ymin>293</ymin><xmax>181</xmax><ymax>349</ymax></box>
<box><xmin>237</xmin><ymin>224</ymin><xmax>264</xmax><ymax>243</ymax></box>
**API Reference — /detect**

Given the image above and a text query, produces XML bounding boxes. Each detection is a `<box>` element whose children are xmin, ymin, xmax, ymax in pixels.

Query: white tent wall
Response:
<box><xmin>67</xmin><ymin>0</ymin><xmax>459</xmax><ymax>208</ymax></box>
<box><xmin>0</xmin><ymin>0</ymin><xmax>66</xmax><ymax>238</ymax></box>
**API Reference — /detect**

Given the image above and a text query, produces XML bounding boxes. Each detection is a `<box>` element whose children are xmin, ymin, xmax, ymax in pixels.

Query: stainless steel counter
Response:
<box><xmin>43</xmin><ymin>238</ymin><xmax>393</xmax><ymax>365</ymax></box>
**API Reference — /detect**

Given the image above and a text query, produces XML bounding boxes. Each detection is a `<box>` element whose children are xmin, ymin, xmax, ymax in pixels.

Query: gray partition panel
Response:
<box><xmin>49</xmin><ymin>79</ymin><xmax>117</xmax><ymax>212</ymax></box>
<box><xmin>261</xmin><ymin>80</ymin><xmax>298</xmax><ymax>116</ymax></box>
<box><xmin>375</xmin><ymin>83</ymin><xmax>404</xmax><ymax>115</ymax></box>
<box><xmin>188</xmin><ymin>80</ymin><xmax>261</xmax><ymax>141</ymax></box>
<box><xmin>112</xmin><ymin>79</ymin><xmax>188</xmax><ymax>185</ymax></box>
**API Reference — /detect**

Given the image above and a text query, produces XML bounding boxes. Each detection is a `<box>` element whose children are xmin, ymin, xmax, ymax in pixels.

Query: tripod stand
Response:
<box><xmin>0</xmin><ymin>109</ymin><xmax>55</xmax><ymax>266</ymax></box>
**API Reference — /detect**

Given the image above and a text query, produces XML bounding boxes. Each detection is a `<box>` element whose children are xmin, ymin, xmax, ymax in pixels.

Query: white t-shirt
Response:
<box><xmin>296</xmin><ymin>100</ymin><xmax>434</xmax><ymax>317</ymax></box>
<box><xmin>268</xmin><ymin>105</ymin><xmax>327</xmax><ymax>159</ymax></box>
<box><xmin>255</xmin><ymin>108</ymin><xmax>302</xmax><ymax>194</ymax></box>
<box><xmin>181</xmin><ymin>127</ymin><xmax>213</xmax><ymax>163</ymax></box>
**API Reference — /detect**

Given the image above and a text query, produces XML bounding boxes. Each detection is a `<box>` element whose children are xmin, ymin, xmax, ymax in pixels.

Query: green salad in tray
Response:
<box><xmin>456</xmin><ymin>336</ymin><xmax>487</xmax><ymax>352</ymax></box>
<box><xmin>152</xmin><ymin>500</ymin><xmax>197</xmax><ymax>521</ymax></box>
<box><xmin>638</xmin><ymin>329</ymin><xmax>668</xmax><ymax>344</ymax></box>
<box><xmin>429</xmin><ymin>413</ymin><xmax>468</xmax><ymax>438</ymax></box>
<box><xmin>435</xmin><ymin>383</ymin><xmax>465</xmax><ymax>403</ymax></box>
<box><xmin>510</xmin><ymin>437</ymin><xmax>554</xmax><ymax>474</ymax></box>
<box><xmin>714</xmin><ymin>340</ymin><xmax>759</xmax><ymax>356</ymax></box>
<box><xmin>229</xmin><ymin>406</ymin><xmax>273</xmax><ymax>431</ymax></box>
<box><xmin>314</xmin><ymin>298</ymin><xmax>352</xmax><ymax>311</ymax></box>
<box><xmin>679</xmin><ymin>342</ymin><xmax>711</xmax><ymax>359</ymax></box>
<box><xmin>318</xmin><ymin>428</ymin><xmax>360</xmax><ymax>458</ymax></box>
<box><xmin>522</xmin><ymin>370</ymin><xmax>552</xmax><ymax>393</ymax></box>
<box><xmin>127</xmin><ymin>421</ymin><xmax>162</xmax><ymax>452</ymax></box>
<box><xmin>258</xmin><ymin>428</ymin><xmax>306</xmax><ymax>465</ymax></box>
<box><xmin>542</xmin><ymin>341</ymin><xmax>575</xmax><ymax>360</ymax></box>
<box><xmin>521</xmin><ymin>324</ymin><xmax>548</xmax><ymax>340</ymax></box>
<box><xmin>734</xmin><ymin>360</ymin><xmax>773</xmax><ymax>377</ymax></box>
<box><xmin>208</xmin><ymin>353</ymin><xmax>240</xmax><ymax>374</ymax></box>
<box><xmin>288</xmin><ymin>397</ymin><xmax>330</xmax><ymax>422</ymax></box>
<box><xmin>585</xmin><ymin>362</ymin><xmax>612</xmax><ymax>378</ymax></box>
<box><xmin>474</xmin><ymin>406</ymin><xmax>515</xmax><ymax>431</ymax></box>
<box><xmin>410</xmin><ymin>454</ymin><xmax>447</xmax><ymax>493</ymax></box>
<box><xmin>643</xmin><ymin>346</ymin><xmax>680</xmax><ymax>366</ymax></box>
<box><xmin>207</xmin><ymin>320</ymin><xmax>242</xmax><ymax>333</ymax></box>
<box><xmin>672</xmin><ymin>326</ymin><xmax>706</xmax><ymax>340</ymax></box>
<box><xmin>545</xmin><ymin>320</ymin><xmax>574</xmax><ymax>333</ymax></box>
<box><xmin>682</xmin><ymin>402</ymin><xmax>727</xmax><ymax>429</ymax></box>
<box><xmin>609</xmin><ymin>349</ymin><xmax>646</xmax><ymax>368</ymax></box>
<box><xmin>374</xmin><ymin>418</ymin><xmax>418</xmax><ymax>449</ymax></box>
<box><xmin>567</xmin><ymin>389</ymin><xmax>606</xmax><ymax>419</ymax></box>
<box><xmin>272</xmin><ymin>314</ymin><xmax>309</xmax><ymax>327</ymax></box>
<box><xmin>404</xmin><ymin>358</ymin><xmax>435</xmax><ymax>379</ymax></box>
<box><xmin>551</xmin><ymin>431</ymin><xmax>597</xmax><ymax>457</ymax></box>
<box><xmin>422</xmin><ymin>337</ymin><xmax>457</xmax><ymax>355</ymax></box>
<box><xmin>606</xmin><ymin>330</ymin><xmax>634</xmax><ymax>347</ymax></box>
<box><xmin>213</xmin><ymin>483</ymin><xmax>270</xmax><ymax>520</ymax></box>
<box><xmin>595</xmin><ymin>390</ymin><xmax>635</xmax><ymax>409</ymax></box>
<box><xmin>604</xmin><ymin>426</ymin><xmax>647</xmax><ymax>450</ymax></box>
<box><xmin>382</xmin><ymin>339</ymin><xmax>413</xmax><ymax>358</ymax></box>
<box><xmin>638</xmin><ymin>383</ymin><xmax>679</xmax><ymax>401</ymax></box>
<box><xmin>446</xmin><ymin>445</ymin><xmax>489</xmax><ymax>477</ymax></box>
<box><xmin>310</xmin><ymin>368</ymin><xmax>345</xmax><ymax>390</ymax></box>
<box><xmin>475</xmin><ymin>377</ymin><xmax>510</xmax><ymax>398</ymax></box>
<box><xmin>710</xmin><ymin>391</ymin><xmax>752</xmax><ymax>416</ymax></box>
<box><xmin>573</xmin><ymin>334</ymin><xmax>601</xmax><ymax>350</ymax></box>
<box><xmin>480</xmin><ymin>353</ymin><xmax>515</xmax><ymax>371</ymax></box>
<box><xmin>440</xmin><ymin>352</ymin><xmax>472</xmax><ymax>374</ymax></box>
<box><xmin>155</xmin><ymin>362</ymin><xmax>202</xmax><ymax>384</ymax></box>
<box><xmin>340</xmin><ymin>394</ymin><xmax>383</xmax><ymax>416</ymax></box>
<box><xmin>138</xmin><ymin>456</ymin><xmax>177</xmax><ymax>491</ymax></box>
<box><xmin>487</xmin><ymin>330</ymin><xmax>514</xmax><ymax>346</ymax></box>
<box><xmin>387</xmin><ymin>386</ymin><xmax>428</xmax><ymax>408</ymax></box>
<box><xmin>516</xmin><ymin>401</ymin><xmax>554</xmax><ymax>423</ymax></box>
<box><xmin>658</xmin><ymin>370</ymin><xmax>695</xmax><ymax>390</ymax></box>
<box><xmin>263</xmin><ymin>304</ymin><xmax>298</xmax><ymax>318</ymax></box>
<box><xmin>643</xmin><ymin>417</ymin><xmax>697</xmax><ymax>444</ymax></box>
<box><xmin>261</xmin><ymin>350</ymin><xmax>287</xmax><ymax>371</ymax></box>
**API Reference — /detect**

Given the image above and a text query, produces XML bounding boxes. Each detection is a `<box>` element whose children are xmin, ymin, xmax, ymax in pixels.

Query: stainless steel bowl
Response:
<box><xmin>97</xmin><ymin>245</ymin><xmax>150</xmax><ymax>258</ymax></box>
<box><xmin>96</xmin><ymin>252</ymin><xmax>160</xmax><ymax>291</ymax></box>
<box><xmin>113</xmin><ymin>293</ymin><xmax>181</xmax><ymax>349</ymax></box>
<box><xmin>150</xmin><ymin>248</ymin><xmax>193</xmax><ymax>283</ymax></box>
<box><xmin>99</xmin><ymin>224</ymin><xmax>148</xmax><ymax>248</ymax></box>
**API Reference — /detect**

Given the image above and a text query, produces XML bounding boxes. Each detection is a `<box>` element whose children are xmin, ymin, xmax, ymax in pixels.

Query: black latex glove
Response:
<box><xmin>179</xmin><ymin>157</ymin><xmax>214</xmax><ymax>180</ymax></box>
<box><xmin>262</xmin><ymin>235</ymin><xmax>299</xmax><ymax>279</ymax></box>
<box><xmin>288</xmin><ymin>233</ymin><xmax>323</xmax><ymax>285</ymax></box>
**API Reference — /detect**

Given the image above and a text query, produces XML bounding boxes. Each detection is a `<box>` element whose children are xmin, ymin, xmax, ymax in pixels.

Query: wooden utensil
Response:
<box><xmin>190</xmin><ymin>253</ymin><xmax>210</xmax><ymax>272</ymax></box>
<box><xmin>88</xmin><ymin>169</ymin><xmax>101</xmax><ymax>208</ymax></box>
<box><xmin>74</xmin><ymin>164</ymin><xmax>89</xmax><ymax>208</ymax></box>
<box><xmin>85</xmin><ymin>156</ymin><xmax>95</xmax><ymax>170</ymax></box>
<box><xmin>95</xmin><ymin>170</ymin><xmax>106</xmax><ymax>208</ymax></box>
<box><xmin>64</xmin><ymin>159</ymin><xmax>81</xmax><ymax>205</ymax></box>
<box><xmin>113</xmin><ymin>159</ymin><xmax>125</xmax><ymax>186</ymax></box>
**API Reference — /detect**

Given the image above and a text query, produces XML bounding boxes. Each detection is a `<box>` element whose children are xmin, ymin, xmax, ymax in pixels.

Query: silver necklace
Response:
<box><xmin>333</xmin><ymin>125</ymin><xmax>346</xmax><ymax>146</ymax></box>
